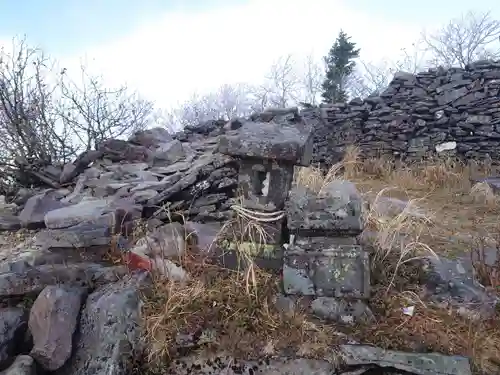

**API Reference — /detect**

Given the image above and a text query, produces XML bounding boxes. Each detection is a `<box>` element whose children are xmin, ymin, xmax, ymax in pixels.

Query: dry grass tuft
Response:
<box><xmin>142</xmin><ymin>256</ymin><xmax>340</xmax><ymax>370</ymax></box>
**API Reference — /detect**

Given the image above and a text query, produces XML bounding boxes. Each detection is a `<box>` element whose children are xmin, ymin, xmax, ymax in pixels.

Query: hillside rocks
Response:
<box><xmin>314</xmin><ymin>60</ymin><xmax>500</xmax><ymax>165</ymax></box>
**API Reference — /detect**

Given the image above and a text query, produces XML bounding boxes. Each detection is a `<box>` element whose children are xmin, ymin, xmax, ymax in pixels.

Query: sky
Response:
<box><xmin>0</xmin><ymin>0</ymin><xmax>499</xmax><ymax>110</ymax></box>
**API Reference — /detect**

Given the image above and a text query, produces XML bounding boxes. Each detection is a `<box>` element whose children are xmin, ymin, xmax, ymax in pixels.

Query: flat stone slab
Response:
<box><xmin>286</xmin><ymin>181</ymin><xmax>363</xmax><ymax>236</ymax></box>
<box><xmin>217</xmin><ymin>120</ymin><xmax>314</xmax><ymax>165</ymax></box>
<box><xmin>339</xmin><ymin>345</ymin><xmax>472</xmax><ymax>375</ymax></box>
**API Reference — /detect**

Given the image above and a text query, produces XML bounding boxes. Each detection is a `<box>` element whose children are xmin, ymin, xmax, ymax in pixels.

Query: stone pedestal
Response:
<box><xmin>284</xmin><ymin>180</ymin><xmax>371</xmax><ymax>323</ymax></box>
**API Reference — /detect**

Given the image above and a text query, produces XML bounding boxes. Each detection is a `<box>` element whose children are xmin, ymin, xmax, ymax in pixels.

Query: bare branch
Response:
<box><xmin>300</xmin><ymin>54</ymin><xmax>324</xmax><ymax>105</ymax></box>
<box><xmin>264</xmin><ymin>54</ymin><xmax>300</xmax><ymax>108</ymax></box>
<box><xmin>58</xmin><ymin>64</ymin><xmax>154</xmax><ymax>150</ymax></box>
<box><xmin>165</xmin><ymin>83</ymin><xmax>260</xmax><ymax>127</ymax></box>
<box><xmin>421</xmin><ymin>10</ymin><xmax>500</xmax><ymax>68</ymax></box>
<box><xmin>0</xmin><ymin>37</ymin><xmax>76</xmax><ymax>186</ymax></box>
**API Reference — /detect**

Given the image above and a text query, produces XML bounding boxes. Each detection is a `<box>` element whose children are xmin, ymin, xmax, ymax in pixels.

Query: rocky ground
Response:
<box><xmin>0</xmin><ymin>109</ymin><xmax>497</xmax><ymax>375</ymax></box>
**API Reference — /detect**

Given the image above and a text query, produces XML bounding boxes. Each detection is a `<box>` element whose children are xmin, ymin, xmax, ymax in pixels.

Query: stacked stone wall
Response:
<box><xmin>312</xmin><ymin>60</ymin><xmax>500</xmax><ymax>165</ymax></box>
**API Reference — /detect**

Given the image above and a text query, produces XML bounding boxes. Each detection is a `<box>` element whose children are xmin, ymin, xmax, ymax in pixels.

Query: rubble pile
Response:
<box><xmin>314</xmin><ymin>60</ymin><xmax>500</xmax><ymax>165</ymax></box>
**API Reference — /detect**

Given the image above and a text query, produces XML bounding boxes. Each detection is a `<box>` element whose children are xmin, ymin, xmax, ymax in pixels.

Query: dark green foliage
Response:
<box><xmin>321</xmin><ymin>30</ymin><xmax>360</xmax><ymax>103</ymax></box>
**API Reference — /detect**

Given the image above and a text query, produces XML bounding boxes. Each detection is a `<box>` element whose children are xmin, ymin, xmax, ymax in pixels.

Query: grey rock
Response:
<box><xmin>339</xmin><ymin>344</ymin><xmax>472</xmax><ymax>375</ymax></box>
<box><xmin>0</xmin><ymin>355</ymin><xmax>36</xmax><ymax>375</ymax></box>
<box><xmin>57</xmin><ymin>274</ymin><xmax>147</xmax><ymax>375</ymax></box>
<box><xmin>44</xmin><ymin>199</ymin><xmax>112</xmax><ymax>229</ymax></box>
<box><xmin>420</xmin><ymin>253</ymin><xmax>499</xmax><ymax>319</ymax></box>
<box><xmin>34</xmin><ymin>212</ymin><xmax>117</xmax><ymax>249</ymax></box>
<box><xmin>165</xmin><ymin>353</ymin><xmax>334</xmax><ymax>375</ymax></box>
<box><xmin>0</xmin><ymin>308</ymin><xmax>28</xmax><ymax>364</ymax></box>
<box><xmin>19</xmin><ymin>191</ymin><xmax>67</xmax><ymax>229</ymax></box>
<box><xmin>44</xmin><ymin>199</ymin><xmax>140</xmax><ymax>230</ymax></box>
<box><xmin>29</xmin><ymin>285</ymin><xmax>87</xmax><ymax>371</ymax></box>
<box><xmin>129</xmin><ymin>127</ymin><xmax>173</xmax><ymax>148</ymax></box>
<box><xmin>153</xmin><ymin>139</ymin><xmax>186</xmax><ymax>164</ymax></box>
<box><xmin>311</xmin><ymin>297</ymin><xmax>374</xmax><ymax>324</ymax></box>
<box><xmin>0</xmin><ymin>263</ymin><xmax>127</xmax><ymax>298</ymax></box>
<box><xmin>132</xmin><ymin>222</ymin><xmax>186</xmax><ymax>258</ymax></box>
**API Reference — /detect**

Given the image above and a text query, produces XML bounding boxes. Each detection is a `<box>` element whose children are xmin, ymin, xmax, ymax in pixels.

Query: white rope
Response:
<box><xmin>230</xmin><ymin>204</ymin><xmax>285</xmax><ymax>222</ymax></box>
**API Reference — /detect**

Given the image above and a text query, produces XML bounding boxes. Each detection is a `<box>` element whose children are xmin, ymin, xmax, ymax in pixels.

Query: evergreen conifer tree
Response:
<box><xmin>321</xmin><ymin>30</ymin><xmax>360</xmax><ymax>103</ymax></box>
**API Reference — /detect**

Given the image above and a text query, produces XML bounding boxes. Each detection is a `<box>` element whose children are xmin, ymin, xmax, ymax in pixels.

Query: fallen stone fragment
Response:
<box><xmin>0</xmin><ymin>263</ymin><xmax>127</xmax><ymax>298</ymax></box>
<box><xmin>57</xmin><ymin>273</ymin><xmax>147</xmax><ymax>375</ymax></box>
<box><xmin>0</xmin><ymin>308</ymin><xmax>28</xmax><ymax>364</ymax></box>
<box><xmin>129</xmin><ymin>127</ymin><xmax>173</xmax><ymax>148</ymax></box>
<box><xmin>165</xmin><ymin>353</ymin><xmax>334</xmax><ymax>375</ymax></box>
<box><xmin>19</xmin><ymin>191</ymin><xmax>68</xmax><ymax>230</ymax></box>
<box><xmin>420</xmin><ymin>253</ymin><xmax>499</xmax><ymax>320</ymax></box>
<box><xmin>33</xmin><ymin>215</ymin><xmax>114</xmax><ymax>249</ymax></box>
<box><xmin>0</xmin><ymin>355</ymin><xmax>36</xmax><ymax>375</ymax></box>
<box><xmin>29</xmin><ymin>285</ymin><xmax>87</xmax><ymax>371</ymax></box>
<box><xmin>339</xmin><ymin>344</ymin><xmax>472</xmax><ymax>375</ymax></box>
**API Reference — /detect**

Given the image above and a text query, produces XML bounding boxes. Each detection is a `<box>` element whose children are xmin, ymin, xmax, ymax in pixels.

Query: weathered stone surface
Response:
<box><xmin>0</xmin><ymin>308</ymin><xmax>28</xmax><ymax>364</ymax></box>
<box><xmin>165</xmin><ymin>353</ymin><xmax>334</xmax><ymax>375</ymax></box>
<box><xmin>0</xmin><ymin>355</ymin><xmax>36</xmax><ymax>375</ymax></box>
<box><xmin>29</xmin><ymin>285</ymin><xmax>87</xmax><ymax>371</ymax></box>
<box><xmin>97</xmin><ymin>139</ymin><xmax>151</xmax><ymax>163</ymax></box>
<box><xmin>218</xmin><ymin>115</ymin><xmax>314</xmax><ymax>166</ymax></box>
<box><xmin>420</xmin><ymin>252</ymin><xmax>499</xmax><ymax>319</ymax></box>
<box><xmin>286</xmin><ymin>181</ymin><xmax>363</xmax><ymax>236</ymax></box>
<box><xmin>33</xmin><ymin>221</ymin><xmax>112</xmax><ymax>249</ymax></box>
<box><xmin>0</xmin><ymin>216</ymin><xmax>21</xmax><ymax>232</ymax></box>
<box><xmin>57</xmin><ymin>274</ymin><xmax>146</xmax><ymax>375</ymax></box>
<box><xmin>129</xmin><ymin>127</ymin><xmax>173</xmax><ymax>148</ymax></box>
<box><xmin>19</xmin><ymin>191</ymin><xmax>68</xmax><ymax>229</ymax></box>
<box><xmin>339</xmin><ymin>344</ymin><xmax>472</xmax><ymax>375</ymax></box>
<box><xmin>0</xmin><ymin>263</ymin><xmax>127</xmax><ymax>298</ymax></box>
<box><xmin>311</xmin><ymin>297</ymin><xmax>374</xmax><ymax>324</ymax></box>
<box><xmin>283</xmin><ymin>237</ymin><xmax>369</xmax><ymax>298</ymax></box>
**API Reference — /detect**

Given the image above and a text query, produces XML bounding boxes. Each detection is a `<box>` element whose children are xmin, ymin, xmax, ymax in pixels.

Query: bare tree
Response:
<box><xmin>348</xmin><ymin>44</ymin><xmax>426</xmax><ymax>98</ymax></box>
<box><xmin>165</xmin><ymin>83</ymin><xmax>260</xmax><ymax>128</ymax></box>
<box><xmin>264</xmin><ymin>54</ymin><xmax>300</xmax><ymax>108</ymax></box>
<box><xmin>421</xmin><ymin>10</ymin><xmax>500</xmax><ymax>68</ymax></box>
<box><xmin>300</xmin><ymin>54</ymin><xmax>324</xmax><ymax>105</ymax></box>
<box><xmin>348</xmin><ymin>61</ymin><xmax>392</xmax><ymax>98</ymax></box>
<box><xmin>58</xmin><ymin>64</ymin><xmax>154</xmax><ymax>151</ymax></box>
<box><xmin>0</xmin><ymin>37</ymin><xmax>76</xmax><ymax>189</ymax></box>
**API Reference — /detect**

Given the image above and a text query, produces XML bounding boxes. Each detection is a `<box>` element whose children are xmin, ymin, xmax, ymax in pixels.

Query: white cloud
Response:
<box><xmin>8</xmin><ymin>0</ymin><xmax>427</xmax><ymax>110</ymax></box>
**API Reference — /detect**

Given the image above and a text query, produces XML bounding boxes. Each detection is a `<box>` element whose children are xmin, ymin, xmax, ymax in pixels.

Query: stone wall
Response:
<box><xmin>313</xmin><ymin>60</ymin><xmax>500</xmax><ymax>165</ymax></box>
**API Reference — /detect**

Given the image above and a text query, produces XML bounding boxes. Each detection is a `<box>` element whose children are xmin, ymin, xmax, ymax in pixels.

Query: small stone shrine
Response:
<box><xmin>284</xmin><ymin>180</ymin><xmax>371</xmax><ymax>323</ymax></box>
<box><xmin>217</xmin><ymin>107</ymin><xmax>314</xmax><ymax>254</ymax></box>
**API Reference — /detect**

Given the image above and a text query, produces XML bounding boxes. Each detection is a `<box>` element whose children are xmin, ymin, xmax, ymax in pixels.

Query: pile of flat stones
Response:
<box><xmin>313</xmin><ymin>60</ymin><xmax>500</xmax><ymax>164</ymax></box>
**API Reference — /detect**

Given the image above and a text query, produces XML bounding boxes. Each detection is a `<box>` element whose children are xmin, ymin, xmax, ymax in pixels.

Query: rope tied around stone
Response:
<box><xmin>230</xmin><ymin>204</ymin><xmax>285</xmax><ymax>222</ymax></box>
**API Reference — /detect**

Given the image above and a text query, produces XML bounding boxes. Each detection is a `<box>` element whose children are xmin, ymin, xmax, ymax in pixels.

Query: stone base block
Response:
<box><xmin>283</xmin><ymin>236</ymin><xmax>370</xmax><ymax>298</ymax></box>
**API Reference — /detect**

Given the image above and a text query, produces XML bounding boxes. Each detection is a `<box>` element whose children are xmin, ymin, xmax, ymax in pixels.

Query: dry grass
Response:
<box><xmin>140</xmin><ymin>145</ymin><xmax>500</xmax><ymax>375</ymax></box>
